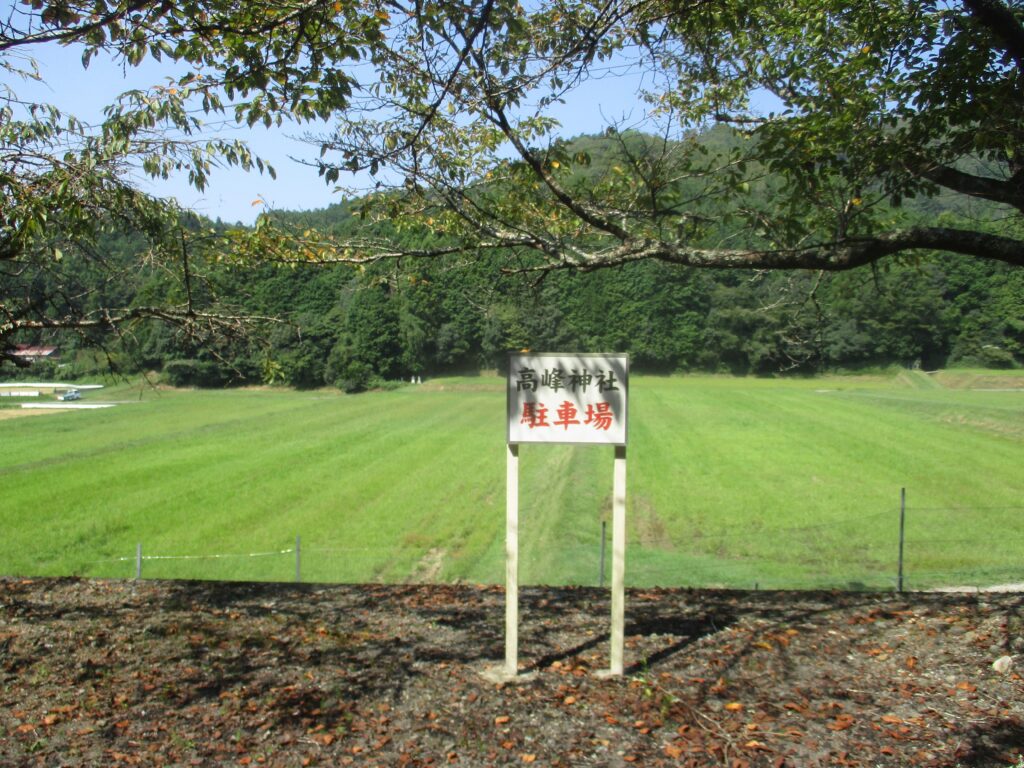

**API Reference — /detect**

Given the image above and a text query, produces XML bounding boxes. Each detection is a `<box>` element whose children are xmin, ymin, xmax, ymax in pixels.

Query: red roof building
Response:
<box><xmin>12</xmin><ymin>345</ymin><xmax>60</xmax><ymax>362</ymax></box>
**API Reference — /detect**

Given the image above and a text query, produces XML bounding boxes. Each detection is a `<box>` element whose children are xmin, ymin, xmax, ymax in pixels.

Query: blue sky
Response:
<box><xmin>11</xmin><ymin>37</ymin><xmax>654</xmax><ymax>226</ymax></box>
<box><xmin>10</xmin><ymin>40</ymin><xmax>339</xmax><ymax>224</ymax></box>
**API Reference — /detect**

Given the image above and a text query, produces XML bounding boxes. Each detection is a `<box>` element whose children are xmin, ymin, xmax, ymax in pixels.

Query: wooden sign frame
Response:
<box><xmin>501</xmin><ymin>353</ymin><xmax>629</xmax><ymax>679</ymax></box>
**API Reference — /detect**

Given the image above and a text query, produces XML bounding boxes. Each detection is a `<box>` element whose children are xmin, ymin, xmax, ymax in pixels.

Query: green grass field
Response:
<box><xmin>2</xmin><ymin>371</ymin><xmax>1022</xmax><ymax>590</ymax></box>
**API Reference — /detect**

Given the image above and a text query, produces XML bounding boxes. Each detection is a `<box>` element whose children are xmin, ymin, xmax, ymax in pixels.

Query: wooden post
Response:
<box><xmin>505</xmin><ymin>443</ymin><xmax>520</xmax><ymax>678</ymax></box>
<box><xmin>609</xmin><ymin>445</ymin><xmax>627</xmax><ymax>676</ymax></box>
<box><xmin>295</xmin><ymin>535</ymin><xmax>301</xmax><ymax>583</ymax></box>
<box><xmin>897</xmin><ymin>488</ymin><xmax>906</xmax><ymax>593</ymax></box>
<box><xmin>135</xmin><ymin>542</ymin><xmax>142</xmax><ymax>581</ymax></box>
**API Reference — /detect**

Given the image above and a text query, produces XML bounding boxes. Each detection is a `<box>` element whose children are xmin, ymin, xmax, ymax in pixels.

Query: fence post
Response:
<box><xmin>135</xmin><ymin>542</ymin><xmax>142</xmax><ymax>581</ymax></box>
<box><xmin>897</xmin><ymin>488</ymin><xmax>906</xmax><ymax>593</ymax></box>
<box><xmin>599</xmin><ymin>520</ymin><xmax>607</xmax><ymax>588</ymax></box>
<box><xmin>295</xmin><ymin>535</ymin><xmax>301</xmax><ymax>583</ymax></box>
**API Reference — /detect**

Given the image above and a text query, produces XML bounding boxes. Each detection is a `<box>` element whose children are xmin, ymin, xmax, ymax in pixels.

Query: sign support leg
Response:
<box><xmin>609</xmin><ymin>444</ymin><xmax>627</xmax><ymax>676</ymax></box>
<box><xmin>505</xmin><ymin>443</ymin><xmax>520</xmax><ymax>678</ymax></box>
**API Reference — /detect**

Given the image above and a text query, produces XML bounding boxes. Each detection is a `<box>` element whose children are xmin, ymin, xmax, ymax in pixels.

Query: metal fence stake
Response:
<box><xmin>295</xmin><ymin>535</ymin><xmax>301</xmax><ymax>583</ymax></box>
<box><xmin>897</xmin><ymin>488</ymin><xmax>906</xmax><ymax>593</ymax></box>
<box><xmin>135</xmin><ymin>543</ymin><xmax>142</xmax><ymax>581</ymax></box>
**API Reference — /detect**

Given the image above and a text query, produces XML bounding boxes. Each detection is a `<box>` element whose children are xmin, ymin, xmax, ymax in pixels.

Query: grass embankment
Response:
<box><xmin>1</xmin><ymin>372</ymin><xmax>1021</xmax><ymax>589</ymax></box>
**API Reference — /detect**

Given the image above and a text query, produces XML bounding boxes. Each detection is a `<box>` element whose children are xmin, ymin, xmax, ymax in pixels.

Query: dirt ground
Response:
<box><xmin>1</xmin><ymin>578</ymin><xmax>1022</xmax><ymax>767</ymax></box>
<box><xmin>0</xmin><ymin>408</ymin><xmax>72</xmax><ymax>420</ymax></box>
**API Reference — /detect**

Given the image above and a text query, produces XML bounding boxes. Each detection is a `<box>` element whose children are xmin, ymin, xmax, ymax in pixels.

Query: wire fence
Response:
<box><xmin>64</xmin><ymin>495</ymin><xmax>1024</xmax><ymax>593</ymax></box>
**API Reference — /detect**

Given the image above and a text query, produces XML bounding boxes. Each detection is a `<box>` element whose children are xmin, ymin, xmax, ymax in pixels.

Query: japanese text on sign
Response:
<box><xmin>507</xmin><ymin>354</ymin><xmax>628</xmax><ymax>445</ymax></box>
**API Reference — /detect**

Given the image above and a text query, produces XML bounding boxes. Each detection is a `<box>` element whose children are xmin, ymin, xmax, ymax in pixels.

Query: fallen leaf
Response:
<box><xmin>828</xmin><ymin>714</ymin><xmax>856</xmax><ymax>731</ymax></box>
<box><xmin>521</xmin><ymin>754</ymin><xmax>536</xmax><ymax>763</ymax></box>
<box><xmin>495</xmin><ymin>715</ymin><xmax>511</xmax><ymax>725</ymax></box>
<box><xmin>725</xmin><ymin>702</ymin><xmax>744</xmax><ymax>712</ymax></box>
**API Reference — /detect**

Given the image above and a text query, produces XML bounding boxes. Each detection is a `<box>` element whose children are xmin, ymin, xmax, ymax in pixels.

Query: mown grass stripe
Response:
<box><xmin>2</xmin><ymin>373</ymin><xmax>1021</xmax><ymax>587</ymax></box>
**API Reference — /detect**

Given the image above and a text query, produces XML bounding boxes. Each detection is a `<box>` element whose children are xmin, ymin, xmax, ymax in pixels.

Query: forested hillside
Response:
<box><xmin>10</xmin><ymin>130</ymin><xmax>1024</xmax><ymax>389</ymax></box>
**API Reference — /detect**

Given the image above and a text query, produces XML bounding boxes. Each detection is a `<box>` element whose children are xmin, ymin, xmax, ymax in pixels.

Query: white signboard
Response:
<box><xmin>507</xmin><ymin>353</ymin><xmax>628</xmax><ymax>446</ymax></box>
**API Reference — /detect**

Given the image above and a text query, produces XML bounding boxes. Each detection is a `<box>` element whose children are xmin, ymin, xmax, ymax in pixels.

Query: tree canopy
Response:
<box><xmin>311</xmin><ymin>0</ymin><xmax>1024</xmax><ymax>272</ymax></box>
<box><xmin>2</xmin><ymin>0</ymin><xmax>1023</xmax><ymax>370</ymax></box>
<box><xmin>1</xmin><ymin>0</ymin><xmax>381</xmax><ymax>365</ymax></box>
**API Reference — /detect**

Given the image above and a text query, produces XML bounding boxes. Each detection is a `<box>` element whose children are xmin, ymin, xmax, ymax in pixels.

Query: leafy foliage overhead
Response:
<box><xmin>309</xmin><ymin>0</ymin><xmax>1024</xmax><ymax>272</ymax></box>
<box><xmin>3</xmin><ymin>0</ymin><xmax>1024</xmax><ymax>371</ymax></box>
<box><xmin>1</xmin><ymin>0</ymin><xmax>387</xmax><ymax>365</ymax></box>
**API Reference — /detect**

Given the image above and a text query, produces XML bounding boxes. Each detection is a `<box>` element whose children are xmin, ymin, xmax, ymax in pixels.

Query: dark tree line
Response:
<box><xmin>7</xmin><ymin>125</ymin><xmax>1024</xmax><ymax>388</ymax></box>
<box><xmin>10</xmin><ymin>182</ymin><xmax>1021</xmax><ymax>390</ymax></box>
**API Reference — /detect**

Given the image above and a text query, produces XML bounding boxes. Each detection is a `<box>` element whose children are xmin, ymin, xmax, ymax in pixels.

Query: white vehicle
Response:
<box><xmin>58</xmin><ymin>389</ymin><xmax>81</xmax><ymax>401</ymax></box>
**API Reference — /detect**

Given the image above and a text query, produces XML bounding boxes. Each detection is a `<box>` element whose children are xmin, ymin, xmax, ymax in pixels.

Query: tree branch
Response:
<box><xmin>0</xmin><ymin>0</ymin><xmax>154</xmax><ymax>52</ymax></box>
<box><xmin>540</xmin><ymin>226</ymin><xmax>1024</xmax><ymax>272</ymax></box>
<box><xmin>922</xmin><ymin>164</ymin><xmax>1024</xmax><ymax>213</ymax></box>
<box><xmin>963</xmin><ymin>0</ymin><xmax>1024</xmax><ymax>73</ymax></box>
